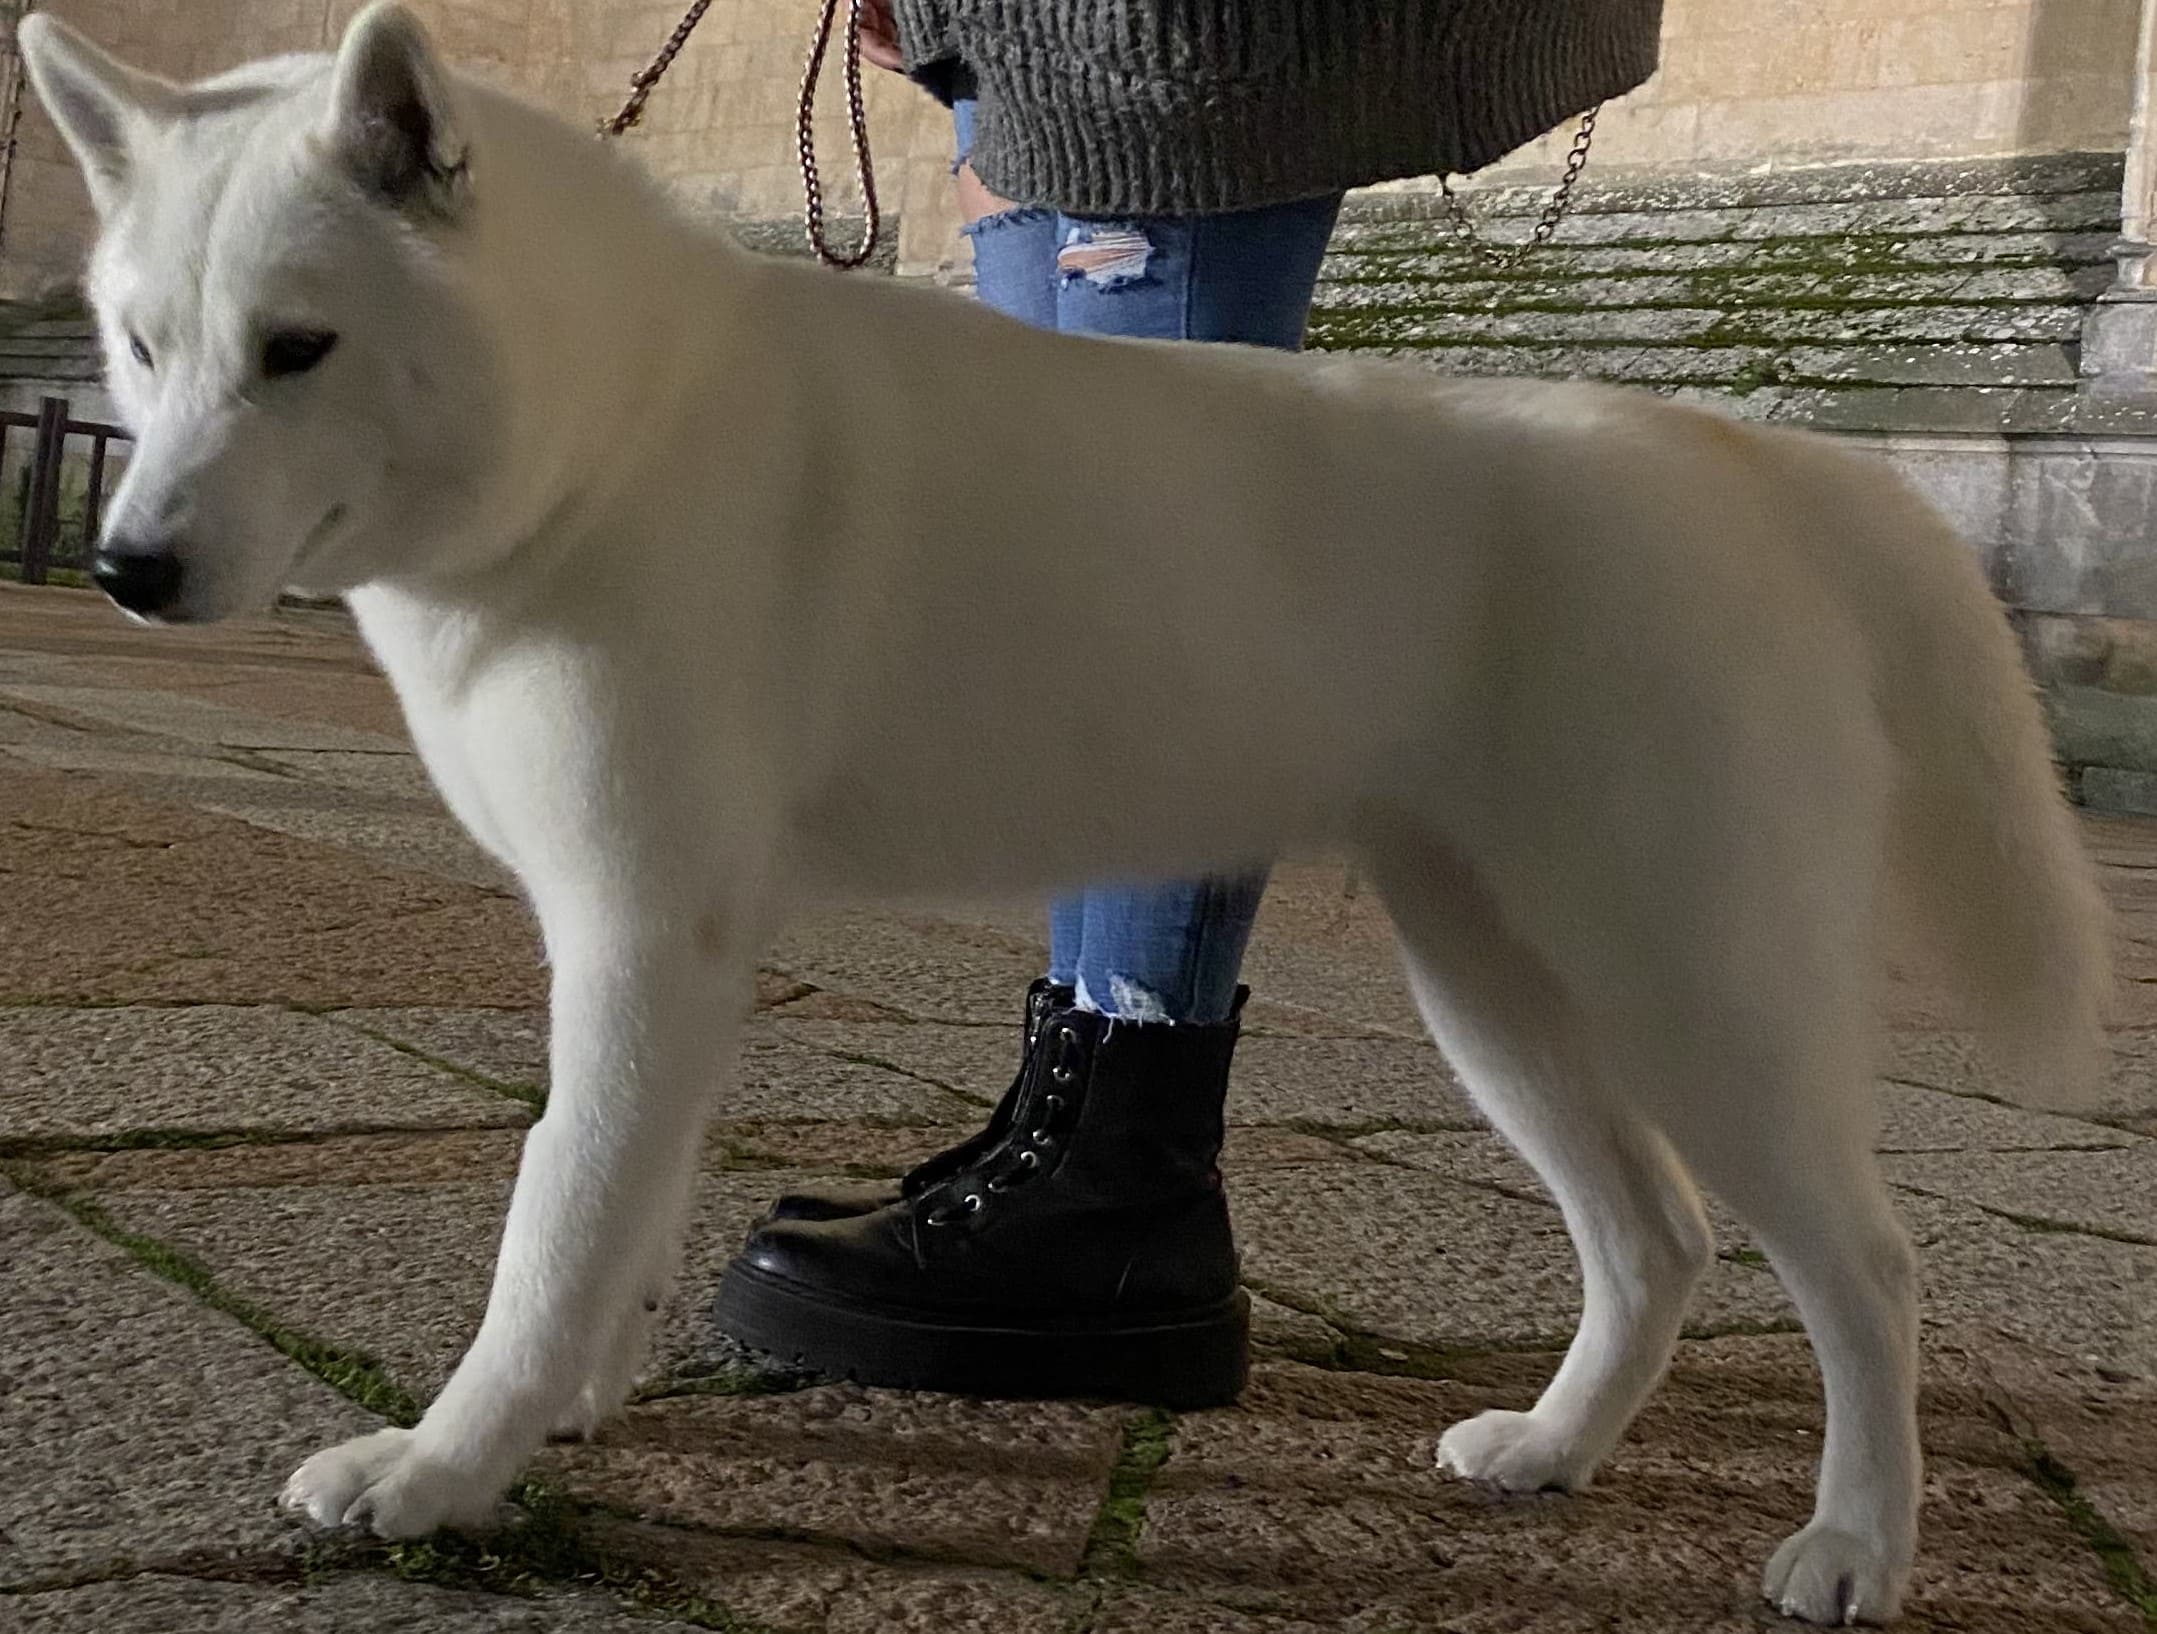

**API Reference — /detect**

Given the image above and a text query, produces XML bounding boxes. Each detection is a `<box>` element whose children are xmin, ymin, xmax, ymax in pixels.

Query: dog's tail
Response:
<box><xmin>1833</xmin><ymin>450</ymin><xmax>2110</xmax><ymax>1109</ymax></box>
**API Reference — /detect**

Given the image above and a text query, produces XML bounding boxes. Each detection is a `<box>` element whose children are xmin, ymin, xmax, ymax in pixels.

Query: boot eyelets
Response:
<box><xmin>926</xmin><ymin>1192</ymin><xmax>985</xmax><ymax>1227</ymax></box>
<box><xmin>1049</xmin><ymin>1027</ymin><xmax>1081</xmax><ymax>1084</ymax></box>
<box><xmin>1015</xmin><ymin>1149</ymin><xmax>1040</xmax><ymax>1171</ymax></box>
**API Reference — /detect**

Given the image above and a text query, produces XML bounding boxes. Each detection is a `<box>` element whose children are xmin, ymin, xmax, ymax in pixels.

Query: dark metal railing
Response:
<box><xmin>0</xmin><ymin>395</ymin><xmax>130</xmax><ymax>584</ymax></box>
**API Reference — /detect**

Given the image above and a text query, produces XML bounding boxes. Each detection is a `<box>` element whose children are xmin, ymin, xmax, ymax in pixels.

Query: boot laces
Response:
<box><xmin>925</xmin><ymin>1022</ymin><xmax>1083</xmax><ymax>1226</ymax></box>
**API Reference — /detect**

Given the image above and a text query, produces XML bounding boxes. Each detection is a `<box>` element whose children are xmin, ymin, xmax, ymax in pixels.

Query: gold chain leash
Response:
<box><xmin>796</xmin><ymin>0</ymin><xmax>881</xmax><ymax>268</ymax></box>
<box><xmin>599</xmin><ymin>0</ymin><xmax>882</xmax><ymax>271</ymax></box>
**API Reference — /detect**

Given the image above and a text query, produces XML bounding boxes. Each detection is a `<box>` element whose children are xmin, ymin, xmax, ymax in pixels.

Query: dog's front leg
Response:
<box><xmin>281</xmin><ymin>898</ymin><xmax>750</xmax><ymax>1537</ymax></box>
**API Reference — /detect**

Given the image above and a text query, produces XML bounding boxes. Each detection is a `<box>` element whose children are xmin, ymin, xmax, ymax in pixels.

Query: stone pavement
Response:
<box><xmin>1</xmin><ymin>581</ymin><xmax>2154</xmax><ymax>1634</ymax></box>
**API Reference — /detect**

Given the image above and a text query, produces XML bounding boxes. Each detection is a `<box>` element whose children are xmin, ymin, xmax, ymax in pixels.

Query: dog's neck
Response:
<box><xmin>415</xmin><ymin>82</ymin><xmax>766</xmax><ymax>590</ymax></box>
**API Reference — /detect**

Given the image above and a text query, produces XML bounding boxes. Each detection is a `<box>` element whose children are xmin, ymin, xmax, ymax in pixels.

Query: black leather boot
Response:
<box><xmin>712</xmin><ymin>994</ymin><xmax>1249</xmax><ymax>1407</ymax></box>
<box><xmin>763</xmin><ymin>979</ymin><xmax>1074</xmax><ymax>1223</ymax></box>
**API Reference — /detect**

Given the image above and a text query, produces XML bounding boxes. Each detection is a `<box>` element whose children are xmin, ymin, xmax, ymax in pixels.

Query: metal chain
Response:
<box><xmin>1438</xmin><ymin>106</ymin><xmax>1600</xmax><ymax>271</ymax></box>
<box><xmin>597</xmin><ymin>0</ymin><xmax>714</xmax><ymax>139</ymax></box>
<box><xmin>598</xmin><ymin>0</ymin><xmax>882</xmax><ymax>272</ymax></box>
<box><xmin>796</xmin><ymin>0</ymin><xmax>881</xmax><ymax>268</ymax></box>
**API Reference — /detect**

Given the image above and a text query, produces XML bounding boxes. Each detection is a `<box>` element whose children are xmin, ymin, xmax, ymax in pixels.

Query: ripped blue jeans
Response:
<box><xmin>953</xmin><ymin>99</ymin><xmax>1344</xmax><ymax>1024</ymax></box>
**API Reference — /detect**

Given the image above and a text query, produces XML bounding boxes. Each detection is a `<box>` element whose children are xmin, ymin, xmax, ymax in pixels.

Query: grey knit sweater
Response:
<box><xmin>891</xmin><ymin>1</ymin><xmax>1663</xmax><ymax>217</ymax></box>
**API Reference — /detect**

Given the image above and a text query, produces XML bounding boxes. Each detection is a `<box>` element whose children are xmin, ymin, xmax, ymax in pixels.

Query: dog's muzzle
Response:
<box><xmin>92</xmin><ymin>543</ymin><xmax>185</xmax><ymax>617</ymax></box>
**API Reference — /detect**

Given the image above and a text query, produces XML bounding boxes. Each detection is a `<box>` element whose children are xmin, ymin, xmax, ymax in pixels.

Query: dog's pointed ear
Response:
<box><xmin>323</xmin><ymin>2</ymin><xmax>467</xmax><ymax>213</ymax></box>
<box><xmin>15</xmin><ymin>14</ymin><xmax>179</xmax><ymax>216</ymax></box>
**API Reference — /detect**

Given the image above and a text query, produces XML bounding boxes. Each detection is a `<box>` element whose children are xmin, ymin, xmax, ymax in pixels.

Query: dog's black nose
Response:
<box><xmin>91</xmin><ymin>546</ymin><xmax>185</xmax><ymax>616</ymax></box>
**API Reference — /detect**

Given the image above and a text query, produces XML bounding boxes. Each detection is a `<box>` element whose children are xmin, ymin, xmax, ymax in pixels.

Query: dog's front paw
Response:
<box><xmin>1437</xmin><ymin>1409</ymin><xmax>1592</xmax><ymax>1494</ymax></box>
<box><xmin>280</xmin><ymin>1427</ymin><xmax>504</xmax><ymax>1539</ymax></box>
<box><xmin>1763</xmin><ymin>1522</ymin><xmax>1907</xmax><ymax>1626</ymax></box>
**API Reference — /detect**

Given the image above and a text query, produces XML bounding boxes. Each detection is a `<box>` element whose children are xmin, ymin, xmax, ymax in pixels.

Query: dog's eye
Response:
<box><xmin>128</xmin><ymin>333</ymin><xmax>153</xmax><ymax>369</ymax></box>
<box><xmin>263</xmin><ymin>329</ymin><xmax>338</xmax><ymax>378</ymax></box>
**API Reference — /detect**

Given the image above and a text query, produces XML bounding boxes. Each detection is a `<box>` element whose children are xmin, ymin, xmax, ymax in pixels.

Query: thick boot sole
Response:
<box><xmin>712</xmin><ymin>1261</ymin><xmax>1250</xmax><ymax>1409</ymax></box>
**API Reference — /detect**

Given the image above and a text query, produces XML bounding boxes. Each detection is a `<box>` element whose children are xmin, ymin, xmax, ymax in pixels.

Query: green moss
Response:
<box><xmin>2023</xmin><ymin>1446</ymin><xmax>2157</xmax><ymax>1625</ymax></box>
<box><xmin>305</xmin><ymin>1479</ymin><xmax>780</xmax><ymax>1631</ymax></box>
<box><xmin>631</xmin><ymin>1364</ymin><xmax>819</xmax><ymax>1404</ymax></box>
<box><xmin>2</xmin><ymin>1165</ymin><xmax>423</xmax><ymax>1425</ymax></box>
<box><xmin>1078</xmin><ymin>1409</ymin><xmax>1178</xmax><ymax>1581</ymax></box>
<box><xmin>324</xmin><ymin>1016</ymin><xmax>545</xmax><ymax>1115</ymax></box>
<box><xmin>0</xmin><ymin>1124</ymin><xmax>466</xmax><ymax>1162</ymax></box>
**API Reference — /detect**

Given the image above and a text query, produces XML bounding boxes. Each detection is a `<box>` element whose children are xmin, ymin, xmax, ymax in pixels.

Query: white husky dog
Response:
<box><xmin>21</xmin><ymin>4</ymin><xmax>2109</xmax><ymax>1622</ymax></box>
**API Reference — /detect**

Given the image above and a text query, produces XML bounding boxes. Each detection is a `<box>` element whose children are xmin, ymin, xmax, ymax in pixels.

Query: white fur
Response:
<box><xmin>23</xmin><ymin>6</ymin><xmax>2112</xmax><ymax>1623</ymax></box>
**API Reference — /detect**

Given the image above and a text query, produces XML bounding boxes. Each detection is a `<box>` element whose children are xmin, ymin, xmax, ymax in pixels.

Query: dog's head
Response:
<box><xmin>19</xmin><ymin>3</ymin><xmax>502</xmax><ymax>621</ymax></box>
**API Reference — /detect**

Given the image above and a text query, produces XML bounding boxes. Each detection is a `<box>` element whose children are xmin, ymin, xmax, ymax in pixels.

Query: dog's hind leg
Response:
<box><xmin>1650</xmin><ymin>1036</ymin><xmax>1919</xmax><ymax>1625</ymax></box>
<box><xmin>1374</xmin><ymin>847</ymin><xmax>1714</xmax><ymax>1496</ymax></box>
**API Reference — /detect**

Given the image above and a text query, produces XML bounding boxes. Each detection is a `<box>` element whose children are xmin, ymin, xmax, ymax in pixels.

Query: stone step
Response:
<box><xmin>1349</xmin><ymin>339</ymin><xmax>2081</xmax><ymax>391</ymax></box>
<box><xmin>1316</xmin><ymin>261</ymin><xmax>2114</xmax><ymax>307</ymax></box>
<box><xmin>1314</xmin><ymin>155</ymin><xmax>2122</xmax><ymax>412</ymax></box>
<box><xmin>1324</xmin><ymin>232</ymin><xmax>2120</xmax><ymax>280</ymax></box>
<box><xmin>1311</xmin><ymin>291</ymin><xmax>2087</xmax><ymax>344</ymax></box>
<box><xmin>1331</xmin><ymin>190</ymin><xmax>2124</xmax><ymax>253</ymax></box>
<box><xmin>1351</xmin><ymin>150</ymin><xmax>2123</xmax><ymax>218</ymax></box>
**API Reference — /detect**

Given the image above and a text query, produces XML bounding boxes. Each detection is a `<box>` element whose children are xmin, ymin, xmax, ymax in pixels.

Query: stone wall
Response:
<box><xmin>0</xmin><ymin>0</ymin><xmax>957</xmax><ymax>296</ymax></box>
<box><xmin>1479</xmin><ymin>0</ymin><xmax>2142</xmax><ymax>185</ymax></box>
<box><xmin>2</xmin><ymin>0</ymin><xmax>2148</xmax><ymax>292</ymax></box>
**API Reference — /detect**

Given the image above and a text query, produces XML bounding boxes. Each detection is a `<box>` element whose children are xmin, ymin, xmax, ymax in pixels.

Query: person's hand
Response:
<box><xmin>859</xmin><ymin>0</ymin><xmax>904</xmax><ymax>72</ymax></box>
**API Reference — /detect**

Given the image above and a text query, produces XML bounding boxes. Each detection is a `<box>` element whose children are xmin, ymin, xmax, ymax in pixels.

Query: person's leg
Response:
<box><xmin>715</xmin><ymin>165</ymin><xmax>1346</xmax><ymax>1409</ymax></box>
<box><xmin>952</xmin><ymin>99</ymin><xmax>1060</xmax><ymax>332</ymax></box>
<box><xmin>1049</xmin><ymin>193</ymin><xmax>1344</xmax><ymax>1022</ymax></box>
<box><xmin>941</xmin><ymin>100</ymin><xmax>1091</xmax><ymax>992</ymax></box>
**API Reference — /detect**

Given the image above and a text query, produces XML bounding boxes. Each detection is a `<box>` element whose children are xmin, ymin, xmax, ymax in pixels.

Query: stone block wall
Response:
<box><xmin>3</xmin><ymin>0</ymin><xmax>2148</xmax><ymax>293</ymax></box>
<box><xmin>1479</xmin><ymin>0</ymin><xmax>2142</xmax><ymax>185</ymax></box>
<box><xmin>0</xmin><ymin>0</ymin><xmax>962</xmax><ymax>297</ymax></box>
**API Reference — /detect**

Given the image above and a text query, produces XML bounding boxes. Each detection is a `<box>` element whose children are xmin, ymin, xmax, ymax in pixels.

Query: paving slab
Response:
<box><xmin>764</xmin><ymin>1017</ymin><xmax>1471</xmax><ymax>1128</ymax></box>
<box><xmin>764</xmin><ymin>910</ymin><xmax>1051</xmax><ymax>1024</ymax></box>
<box><xmin>190</xmin><ymin>791</ymin><xmax>509</xmax><ymax>891</ymax></box>
<box><xmin>1355</xmin><ymin>1130</ymin><xmax>2157</xmax><ymax>1371</ymax></box>
<box><xmin>1236</xmin><ymin>862</ymin><xmax>1427</xmax><ymax>1039</ymax></box>
<box><xmin>0</xmin><ymin>738</ymin><xmax>286</xmax><ymax>783</ymax></box>
<box><xmin>331</xmin><ymin>1008</ymin><xmax>973</xmax><ymax>1124</ymax></box>
<box><xmin>1353</xmin><ymin>1078</ymin><xmax>2144</xmax><ymax>1180</ymax></box>
<box><xmin>1231</xmin><ymin>1160</ymin><xmax>1796</xmax><ymax>1349</ymax></box>
<box><xmin>1884</xmin><ymin>1145</ymin><xmax>2157</xmax><ymax>1243</ymax></box>
<box><xmin>0</xmin><ymin>1004</ymin><xmax>527</xmax><ymax>1144</ymax></box>
<box><xmin>0</xmin><ymin>1182</ymin><xmax>379</xmax><ymax>1589</ymax></box>
<box><xmin>1958</xmin><ymin>1328</ymin><xmax>2157</xmax><ymax>1565</ymax></box>
<box><xmin>0</xmin><ymin>681</ymin><xmax>404</xmax><ymax>753</ymax></box>
<box><xmin>1227</xmin><ymin>1034</ymin><xmax>1472</xmax><ymax>1127</ymax></box>
<box><xmin>1885</xmin><ymin>1027</ymin><xmax>2157</xmax><ymax>1128</ymax></box>
<box><xmin>252</xmin><ymin>748</ymin><xmax>441</xmax><ymax>799</ymax></box>
<box><xmin>1</xmin><ymin>1573</ymin><xmax>706</xmax><ymax>1632</ymax></box>
<box><xmin>1119</xmin><ymin>1349</ymin><xmax>2142</xmax><ymax>1634</ymax></box>
<box><xmin>0</xmin><ymin>763</ymin><xmax>544</xmax><ymax>1009</ymax></box>
<box><xmin>93</xmin><ymin>1167</ymin><xmax>833</xmax><ymax>1398</ymax></box>
<box><xmin>330</xmin><ymin>1005</ymin><xmax>551</xmax><ymax>1084</ymax></box>
<box><xmin>1873</xmin><ymin>1078</ymin><xmax>2142</xmax><ymax>1152</ymax></box>
<box><xmin>155</xmin><ymin>667</ymin><xmax>411</xmax><ymax>741</ymax></box>
<box><xmin>24</xmin><ymin>1127</ymin><xmax>525</xmax><ymax>1192</ymax></box>
<box><xmin>762</xmin><ymin>1018</ymin><xmax>1028</xmax><ymax>1105</ymax></box>
<box><xmin>580</xmin><ymin>1521</ymin><xmax>1076</xmax><ymax>1633</ymax></box>
<box><xmin>1352</xmin><ymin>1128</ymin><xmax>1778</xmax><ymax>1262</ymax></box>
<box><xmin>1896</xmin><ymin>1190</ymin><xmax>2157</xmax><ymax>1377</ymax></box>
<box><xmin>545</xmin><ymin>1387</ymin><xmax>1128</xmax><ymax>1577</ymax></box>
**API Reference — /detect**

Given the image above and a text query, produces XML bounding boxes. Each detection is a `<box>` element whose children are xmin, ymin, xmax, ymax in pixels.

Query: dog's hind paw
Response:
<box><xmin>1436</xmin><ymin>1409</ymin><xmax>1592</xmax><ymax>1494</ymax></box>
<box><xmin>280</xmin><ymin>1427</ymin><xmax>505</xmax><ymax>1540</ymax></box>
<box><xmin>1763</xmin><ymin>1522</ymin><xmax>1907</xmax><ymax>1625</ymax></box>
